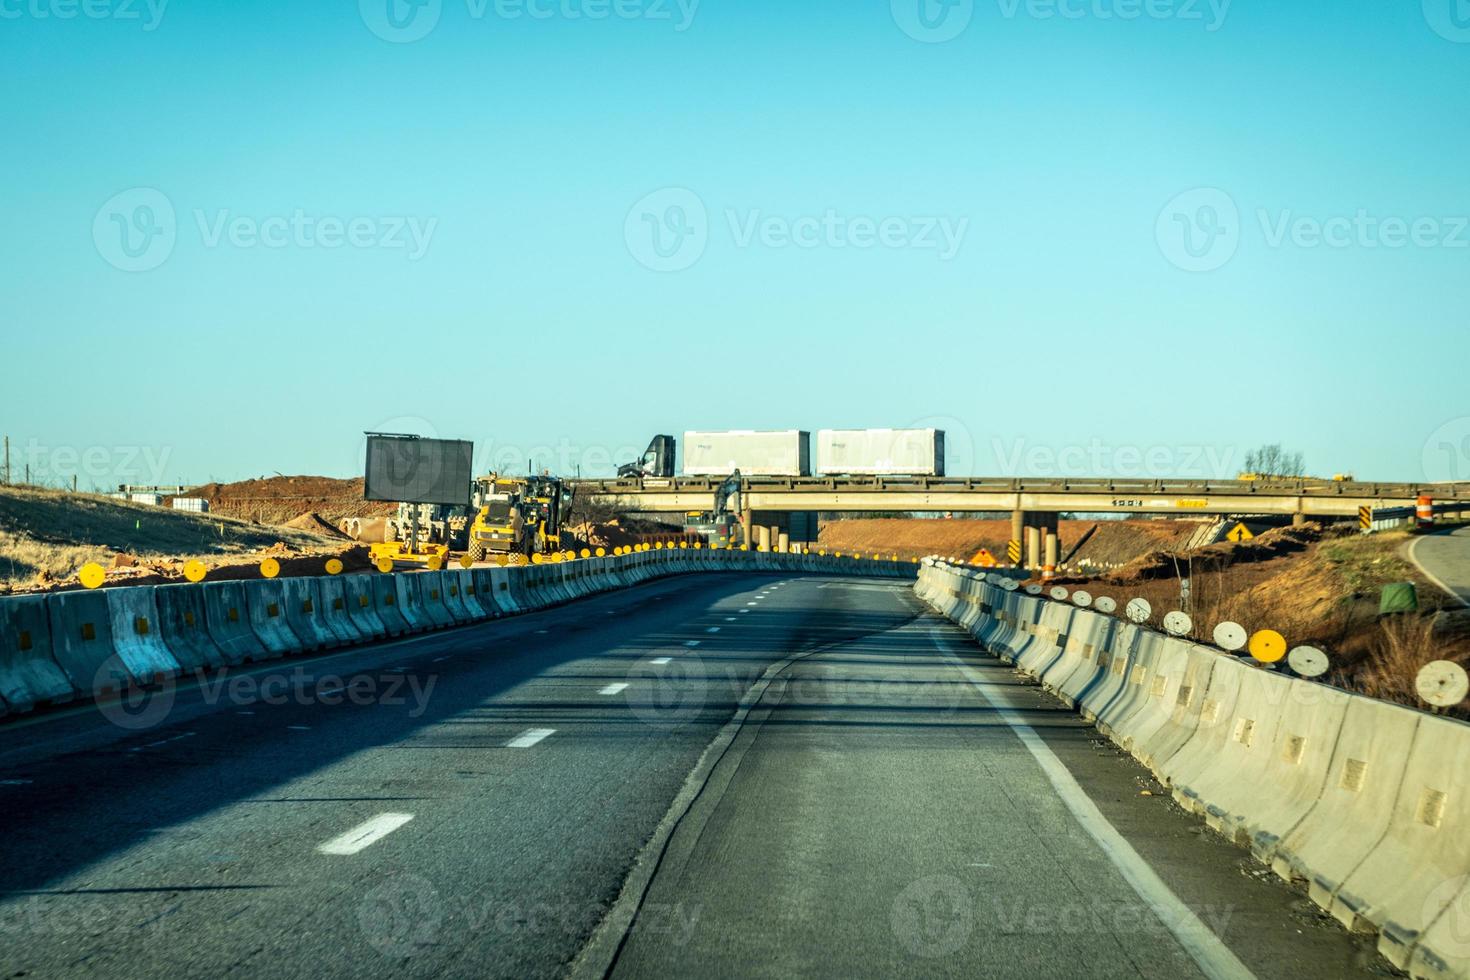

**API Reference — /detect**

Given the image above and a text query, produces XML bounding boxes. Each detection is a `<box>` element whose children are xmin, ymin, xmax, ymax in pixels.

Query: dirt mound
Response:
<box><xmin>185</xmin><ymin>476</ymin><xmax>393</xmax><ymax>525</ymax></box>
<box><xmin>568</xmin><ymin>518</ymin><xmax>688</xmax><ymax>550</ymax></box>
<box><xmin>1103</xmin><ymin>522</ymin><xmax>1327</xmax><ymax>585</ymax></box>
<box><xmin>0</xmin><ymin>484</ymin><xmax>369</xmax><ymax>594</ymax></box>
<box><xmin>283</xmin><ymin>511</ymin><xmax>353</xmax><ymax>539</ymax></box>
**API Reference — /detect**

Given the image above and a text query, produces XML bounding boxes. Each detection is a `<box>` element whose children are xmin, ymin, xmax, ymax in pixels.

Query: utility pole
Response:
<box><xmin>2</xmin><ymin>435</ymin><xmax>8</xmax><ymax>485</ymax></box>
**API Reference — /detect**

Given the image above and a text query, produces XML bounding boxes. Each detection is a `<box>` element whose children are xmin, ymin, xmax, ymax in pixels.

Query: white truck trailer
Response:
<box><xmin>814</xmin><ymin>428</ymin><xmax>945</xmax><ymax>476</ymax></box>
<box><xmin>682</xmin><ymin>430</ymin><xmax>811</xmax><ymax>476</ymax></box>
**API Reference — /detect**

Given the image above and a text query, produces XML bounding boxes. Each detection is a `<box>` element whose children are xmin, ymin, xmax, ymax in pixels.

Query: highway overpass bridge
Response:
<box><xmin>1</xmin><ymin>552</ymin><xmax>1463</xmax><ymax>979</ymax></box>
<box><xmin>576</xmin><ymin>475</ymin><xmax>1470</xmax><ymax>518</ymax></box>
<box><xmin>577</xmin><ymin>475</ymin><xmax>1470</xmax><ymax>569</ymax></box>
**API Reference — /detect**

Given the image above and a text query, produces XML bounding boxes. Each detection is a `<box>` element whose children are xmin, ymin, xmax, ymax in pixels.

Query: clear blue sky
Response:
<box><xmin>4</xmin><ymin>0</ymin><xmax>1468</xmax><ymax>488</ymax></box>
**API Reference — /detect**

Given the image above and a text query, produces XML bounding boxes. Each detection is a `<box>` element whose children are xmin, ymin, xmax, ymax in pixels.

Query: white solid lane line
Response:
<box><xmin>599</xmin><ymin>683</ymin><xmax>629</xmax><ymax>695</ymax></box>
<box><xmin>317</xmin><ymin>813</ymin><xmax>415</xmax><ymax>856</ymax></box>
<box><xmin>925</xmin><ymin>625</ymin><xmax>1254</xmax><ymax>980</ymax></box>
<box><xmin>506</xmin><ymin>728</ymin><xmax>556</xmax><ymax>748</ymax></box>
<box><xmin>650</xmin><ymin>657</ymin><xmax>672</xmax><ymax>665</ymax></box>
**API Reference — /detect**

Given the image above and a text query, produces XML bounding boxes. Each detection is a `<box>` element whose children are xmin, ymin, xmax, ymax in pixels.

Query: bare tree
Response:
<box><xmin>1243</xmin><ymin>444</ymin><xmax>1305</xmax><ymax>477</ymax></box>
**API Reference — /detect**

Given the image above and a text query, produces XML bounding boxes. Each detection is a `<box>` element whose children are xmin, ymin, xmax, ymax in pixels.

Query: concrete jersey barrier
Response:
<box><xmin>47</xmin><ymin>589</ymin><xmax>133</xmax><ymax>697</ymax></box>
<box><xmin>154</xmin><ymin>583</ymin><xmax>227</xmax><ymax>671</ymax></box>
<box><xmin>103</xmin><ymin>585</ymin><xmax>181</xmax><ymax>683</ymax></box>
<box><xmin>242</xmin><ymin>580</ymin><xmax>304</xmax><ymax>657</ymax></box>
<box><xmin>0</xmin><ymin>593</ymin><xmax>76</xmax><ymax>711</ymax></box>
<box><xmin>341</xmin><ymin>574</ymin><xmax>389</xmax><ymax>641</ymax></box>
<box><xmin>317</xmin><ymin>576</ymin><xmax>365</xmax><ymax>646</ymax></box>
<box><xmin>200</xmin><ymin>581</ymin><xmax>271</xmax><ymax>665</ymax></box>
<box><xmin>370</xmin><ymin>574</ymin><xmax>412</xmax><ymax>636</ymax></box>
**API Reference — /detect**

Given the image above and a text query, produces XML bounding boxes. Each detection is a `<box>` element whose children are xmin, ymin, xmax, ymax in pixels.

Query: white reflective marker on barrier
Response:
<box><xmin>1287</xmin><ymin>645</ymin><xmax>1329</xmax><ymax>679</ymax></box>
<box><xmin>1416</xmin><ymin>660</ymin><xmax>1469</xmax><ymax>707</ymax></box>
<box><xmin>1212</xmin><ymin>621</ymin><xmax>1247</xmax><ymax>652</ymax></box>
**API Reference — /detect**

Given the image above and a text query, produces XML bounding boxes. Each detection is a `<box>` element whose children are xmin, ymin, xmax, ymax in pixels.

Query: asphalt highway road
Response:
<box><xmin>1409</xmin><ymin>523</ymin><xmax>1470</xmax><ymax>606</ymax></box>
<box><xmin>0</xmin><ymin>573</ymin><xmax>1388</xmax><ymax>979</ymax></box>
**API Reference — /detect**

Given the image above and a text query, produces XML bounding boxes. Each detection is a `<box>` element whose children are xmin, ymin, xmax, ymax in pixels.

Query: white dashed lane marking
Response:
<box><xmin>506</xmin><ymin>728</ymin><xmax>556</xmax><ymax>748</ymax></box>
<box><xmin>706</xmin><ymin>627</ymin><xmax>721</xmax><ymax>633</ymax></box>
<box><xmin>685</xmin><ymin>640</ymin><xmax>701</xmax><ymax>648</ymax></box>
<box><xmin>599</xmin><ymin>683</ymin><xmax>629</xmax><ymax>695</ymax></box>
<box><xmin>128</xmin><ymin>732</ymin><xmax>195</xmax><ymax>753</ymax></box>
<box><xmin>316</xmin><ymin>813</ymin><xmax>415</xmax><ymax>856</ymax></box>
<box><xmin>650</xmin><ymin>657</ymin><xmax>672</xmax><ymax>665</ymax></box>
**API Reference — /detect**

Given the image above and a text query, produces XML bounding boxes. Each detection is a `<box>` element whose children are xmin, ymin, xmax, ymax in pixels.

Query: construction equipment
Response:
<box><xmin>386</xmin><ymin>502</ymin><xmax>470</xmax><ymax>549</ymax></box>
<box><xmin>468</xmin><ymin>474</ymin><xmax>576</xmax><ymax>561</ymax></box>
<box><xmin>618</xmin><ymin>435</ymin><xmax>676</xmax><ymax>479</ymax></box>
<box><xmin>370</xmin><ymin>502</ymin><xmax>469</xmax><ymax>568</ymax></box>
<box><xmin>680</xmin><ymin>470</ymin><xmax>744</xmax><ymax>547</ymax></box>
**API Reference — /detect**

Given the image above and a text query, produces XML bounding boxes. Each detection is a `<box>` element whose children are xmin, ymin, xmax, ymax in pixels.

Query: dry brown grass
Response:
<box><xmin>1354</xmin><ymin>615</ymin><xmax>1443</xmax><ymax>707</ymax></box>
<box><xmin>1062</xmin><ymin>526</ymin><xmax>1470</xmax><ymax>713</ymax></box>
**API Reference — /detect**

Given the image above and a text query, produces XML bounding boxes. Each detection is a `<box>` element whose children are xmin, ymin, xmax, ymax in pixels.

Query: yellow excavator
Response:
<box><xmin>467</xmin><ymin>474</ymin><xmax>575</xmax><ymax>561</ymax></box>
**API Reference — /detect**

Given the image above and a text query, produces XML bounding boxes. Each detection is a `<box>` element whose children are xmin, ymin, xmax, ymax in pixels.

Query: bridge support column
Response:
<box><xmin>1043</xmin><ymin>524</ymin><xmax>1058</xmax><ymax>580</ymax></box>
<box><xmin>1024</xmin><ymin>525</ymin><xmax>1040</xmax><ymax>571</ymax></box>
<box><xmin>741</xmin><ymin>507</ymin><xmax>753</xmax><ymax>548</ymax></box>
<box><xmin>777</xmin><ymin>532</ymin><xmax>789</xmax><ymax>553</ymax></box>
<box><xmin>1292</xmin><ymin>511</ymin><xmax>1308</xmax><ymax>527</ymax></box>
<box><xmin>1010</xmin><ymin>510</ymin><xmax>1025</xmax><ymax>567</ymax></box>
<box><xmin>756</xmin><ymin>526</ymin><xmax>771</xmax><ymax>552</ymax></box>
